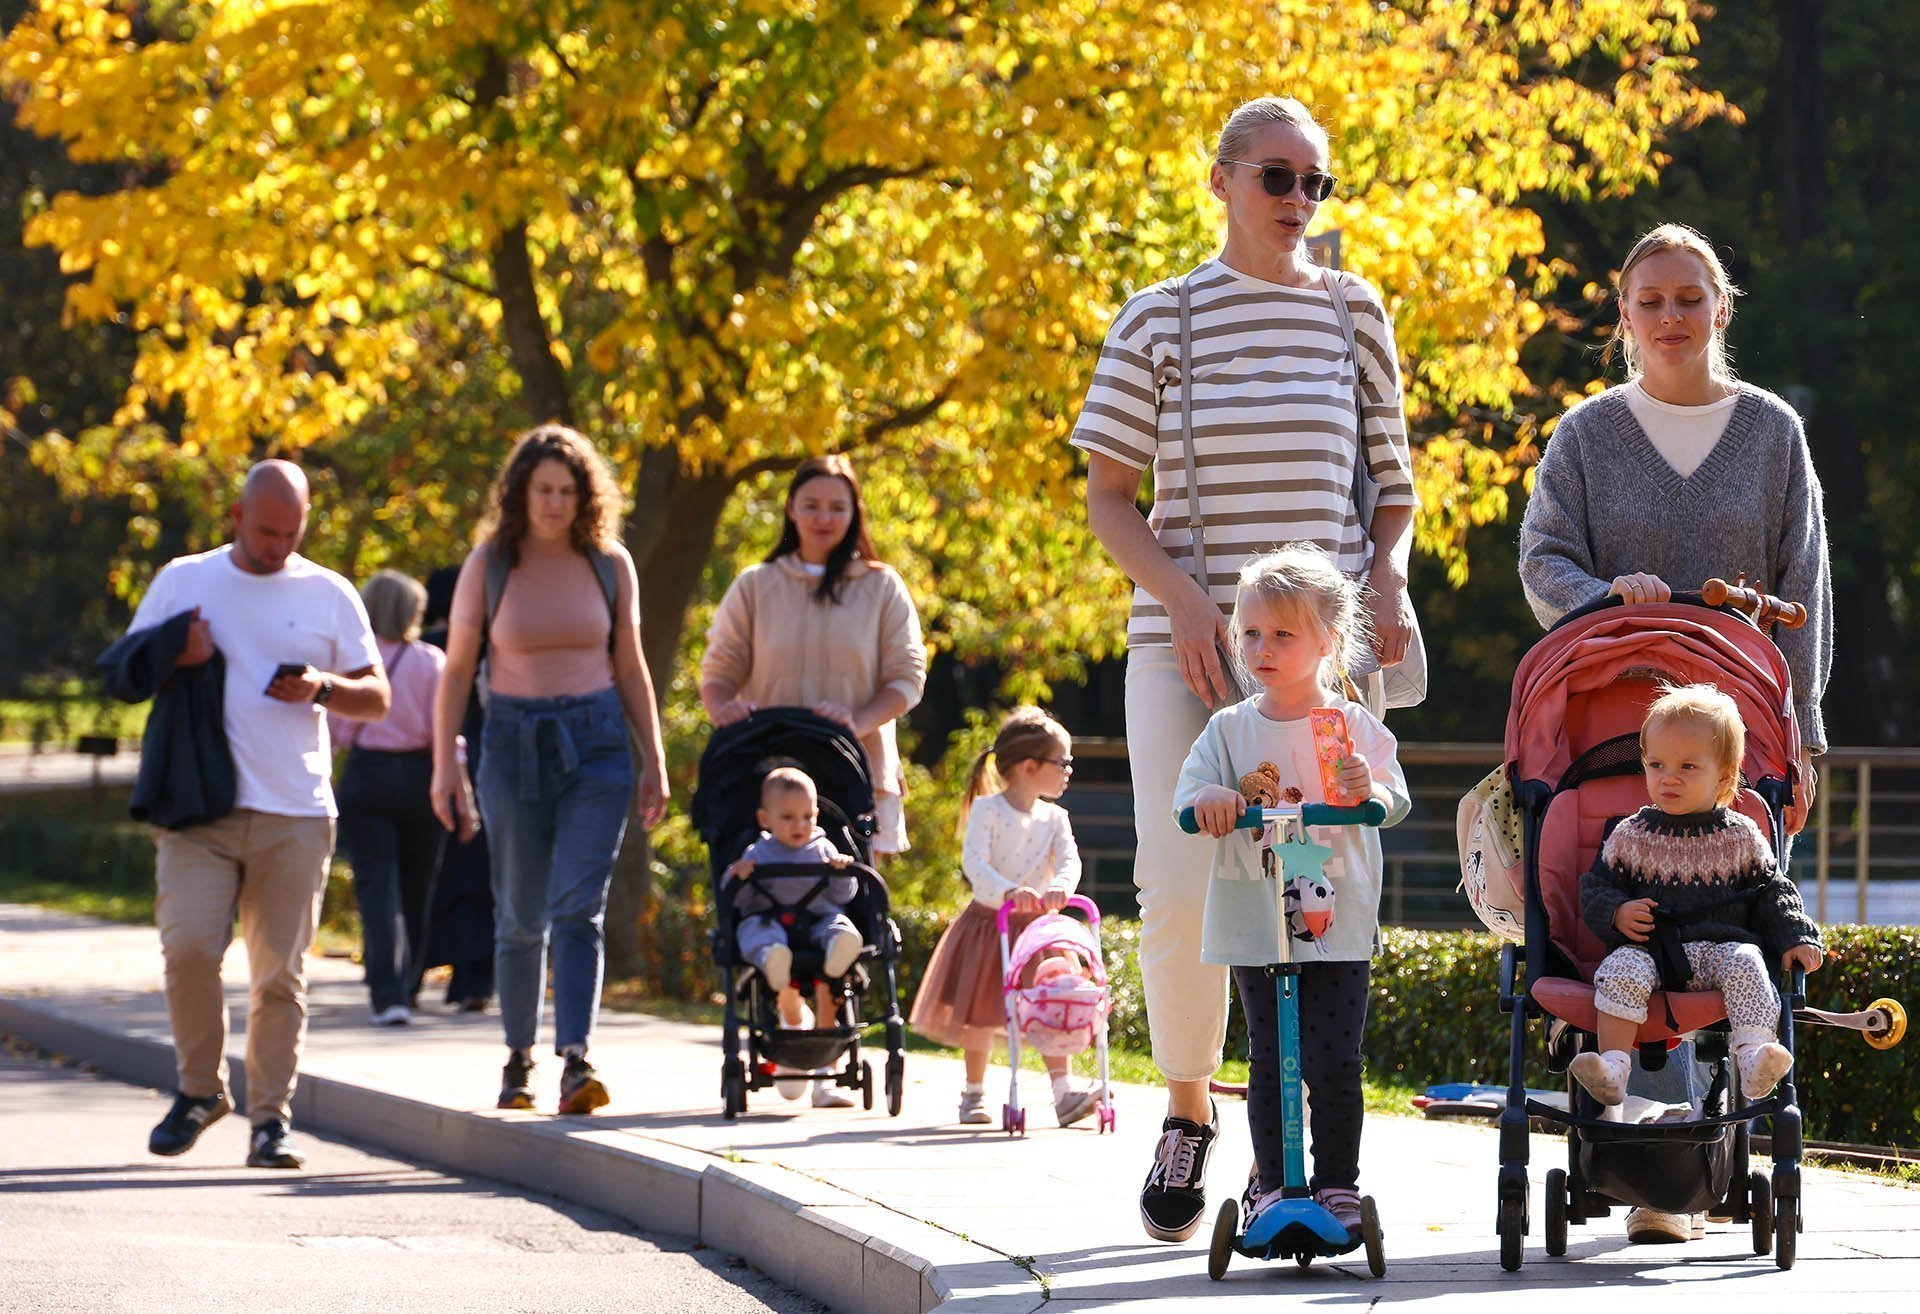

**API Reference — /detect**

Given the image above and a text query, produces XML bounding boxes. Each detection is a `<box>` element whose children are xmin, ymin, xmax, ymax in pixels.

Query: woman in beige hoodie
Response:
<box><xmin>700</xmin><ymin>455</ymin><xmax>927</xmax><ymax>1061</ymax></box>
<box><xmin>701</xmin><ymin>454</ymin><xmax>928</xmax><ymax>854</ymax></box>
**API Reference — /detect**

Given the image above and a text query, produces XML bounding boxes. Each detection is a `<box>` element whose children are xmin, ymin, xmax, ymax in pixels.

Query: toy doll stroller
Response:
<box><xmin>1490</xmin><ymin>591</ymin><xmax>1906</xmax><ymax>1271</ymax></box>
<box><xmin>996</xmin><ymin>894</ymin><xmax>1116</xmax><ymax>1135</ymax></box>
<box><xmin>690</xmin><ymin>707</ymin><xmax>907</xmax><ymax>1120</ymax></box>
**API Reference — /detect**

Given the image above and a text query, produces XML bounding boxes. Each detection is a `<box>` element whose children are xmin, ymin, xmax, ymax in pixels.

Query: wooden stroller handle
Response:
<box><xmin>1702</xmin><ymin>576</ymin><xmax>1808</xmax><ymax>631</ymax></box>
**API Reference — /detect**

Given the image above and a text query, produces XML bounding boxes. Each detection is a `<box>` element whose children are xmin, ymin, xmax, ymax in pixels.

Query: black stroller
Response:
<box><xmin>690</xmin><ymin>707</ymin><xmax>906</xmax><ymax>1119</ymax></box>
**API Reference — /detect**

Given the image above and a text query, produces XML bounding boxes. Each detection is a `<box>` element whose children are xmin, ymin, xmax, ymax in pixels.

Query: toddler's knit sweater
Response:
<box><xmin>1582</xmin><ymin>806</ymin><xmax>1821</xmax><ymax>959</ymax></box>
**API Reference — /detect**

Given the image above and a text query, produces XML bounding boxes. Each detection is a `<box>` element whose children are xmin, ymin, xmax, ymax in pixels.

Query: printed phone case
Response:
<box><xmin>1309</xmin><ymin>707</ymin><xmax>1365</xmax><ymax>808</ymax></box>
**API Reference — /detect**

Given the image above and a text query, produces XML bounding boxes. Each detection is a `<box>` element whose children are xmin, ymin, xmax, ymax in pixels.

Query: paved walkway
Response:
<box><xmin>0</xmin><ymin>744</ymin><xmax>138</xmax><ymax>795</ymax></box>
<box><xmin>1</xmin><ymin>903</ymin><xmax>1914</xmax><ymax>1312</ymax></box>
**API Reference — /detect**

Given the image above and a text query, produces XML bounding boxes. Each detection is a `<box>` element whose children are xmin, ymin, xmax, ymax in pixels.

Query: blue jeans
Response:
<box><xmin>337</xmin><ymin>748</ymin><xmax>445</xmax><ymax>1013</ymax></box>
<box><xmin>476</xmin><ymin>687</ymin><xmax>633</xmax><ymax>1054</ymax></box>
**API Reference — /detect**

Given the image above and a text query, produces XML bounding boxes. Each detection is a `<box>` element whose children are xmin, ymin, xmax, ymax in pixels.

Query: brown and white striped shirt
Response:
<box><xmin>1070</xmin><ymin>258</ymin><xmax>1415</xmax><ymax>647</ymax></box>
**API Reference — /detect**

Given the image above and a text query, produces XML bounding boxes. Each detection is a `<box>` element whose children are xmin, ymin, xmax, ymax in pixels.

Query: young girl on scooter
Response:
<box><xmin>1173</xmin><ymin>544</ymin><xmax>1410</xmax><ymax>1236</ymax></box>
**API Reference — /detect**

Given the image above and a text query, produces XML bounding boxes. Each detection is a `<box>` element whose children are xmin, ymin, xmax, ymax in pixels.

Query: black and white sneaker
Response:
<box><xmin>245</xmin><ymin>1118</ymin><xmax>305</xmax><ymax>1169</ymax></box>
<box><xmin>148</xmin><ymin>1090</ymin><xmax>230</xmax><ymax>1157</ymax></box>
<box><xmin>1139</xmin><ymin>1105</ymin><xmax>1219</xmax><ymax>1241</ymax></box>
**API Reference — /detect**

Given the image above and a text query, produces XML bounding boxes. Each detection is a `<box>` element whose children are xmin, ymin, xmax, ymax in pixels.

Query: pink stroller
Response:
<box><xmin>996</xmin><ymin>894</ymin><xmax>1116</xmax><ymax>1135</ymax></box>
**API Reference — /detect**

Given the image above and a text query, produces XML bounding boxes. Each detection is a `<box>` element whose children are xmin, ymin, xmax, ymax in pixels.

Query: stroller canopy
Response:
<box><xmin>1505</xmin><ymin>599</ymin><xmax>1800</xmax><ymax>791</ymax></box>
<box><xmin>690</xmin><ymin>707</ymin><xmax>877</xmax><ymax>862</ymax></box>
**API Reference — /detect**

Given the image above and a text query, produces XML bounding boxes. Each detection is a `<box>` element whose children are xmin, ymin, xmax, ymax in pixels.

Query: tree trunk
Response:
<box><xmin>1771</xmin><ymin>0</ymin><xmax>1910</xmax><ymax>744</ymax></box>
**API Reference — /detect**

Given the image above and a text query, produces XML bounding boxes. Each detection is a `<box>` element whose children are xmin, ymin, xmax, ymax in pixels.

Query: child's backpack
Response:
<box><xmin>1005</xmin><ymin>914</ymin><xmax>1111</xmax><ymax>1058</ymax></box>
<box><xmin>1457</xmin><ymin>764</ymin><xmax>1526</xmax><ymax>942</ymax></box>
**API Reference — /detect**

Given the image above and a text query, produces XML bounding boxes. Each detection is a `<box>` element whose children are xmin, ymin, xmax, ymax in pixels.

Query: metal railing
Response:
<box><xmin>1065</xmin><ymin>738</ymin><xmax>1920</xmax><ymax>929</ymax></box>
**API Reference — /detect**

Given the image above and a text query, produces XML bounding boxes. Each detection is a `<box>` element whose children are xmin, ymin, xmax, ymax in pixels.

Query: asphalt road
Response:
<box><xmin>0</xmin><ymin>1043</ymin><xmax>830</xmax><ymax>1314</ymax></box>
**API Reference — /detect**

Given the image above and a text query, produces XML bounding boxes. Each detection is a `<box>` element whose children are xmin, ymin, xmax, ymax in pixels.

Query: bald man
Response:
<box><xmin>121</xmin><ymin>460</ymin><xmax>390</xmax><ymax>1169</ymax></box>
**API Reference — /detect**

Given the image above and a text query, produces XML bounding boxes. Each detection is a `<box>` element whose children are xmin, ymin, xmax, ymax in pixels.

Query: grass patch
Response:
<box><xmin>1805</xmin><ymin>1150</ymin><xmax>1920</xmax><ymax>1187</ymax></box>
<box><xmin>0</xmin><ymin>865</ymin><xmax>364</xmax><ymax>958</ymax></box>
<box><xmin>0</xmin><ymin>681</ymin><xmax>148</xmax><ymax>747</ymax></box>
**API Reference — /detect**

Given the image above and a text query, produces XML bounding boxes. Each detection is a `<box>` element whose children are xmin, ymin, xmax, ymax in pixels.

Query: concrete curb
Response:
<box><xmin>0</xmin><ymin>993</ymin><xmax>1016</xmax><ymax>1314</ymax></box>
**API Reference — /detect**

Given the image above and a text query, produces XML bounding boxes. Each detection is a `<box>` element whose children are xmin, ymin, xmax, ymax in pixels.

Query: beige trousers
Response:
<box><xmin>153</xmin><ymin>809</ymin><xmax>335</xmax><ymax>1125</ymax></box>
<box><xmin>1124</xmin><ymin>646</ymin><xmax>1229</xmax><ymax>1081</ymax></box>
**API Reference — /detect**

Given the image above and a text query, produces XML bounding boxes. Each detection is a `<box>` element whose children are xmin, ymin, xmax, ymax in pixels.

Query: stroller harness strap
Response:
<box><xmin>1641</xmin><ymin>884</ymin><xmax>1762</xmax><ymax>1032</ymax></box>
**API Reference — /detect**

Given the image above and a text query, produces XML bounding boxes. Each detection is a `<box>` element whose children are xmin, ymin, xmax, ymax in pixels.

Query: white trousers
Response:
<box><xmin>1125</xmin><ymin>646</ymin><xmax>1228</xmax><ymax>1081</ymax></box>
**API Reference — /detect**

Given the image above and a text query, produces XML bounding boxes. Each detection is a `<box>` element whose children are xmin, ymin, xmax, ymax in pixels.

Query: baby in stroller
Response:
<box><xmin>726</xmin><ymin>766</ymin><xmax>865</xmax><ymax>1003</ymax></box>
<box><xmin>1571</xmin><ymin>685</ymin><xmax>1824</xmax><ymax>1108</ymax></box>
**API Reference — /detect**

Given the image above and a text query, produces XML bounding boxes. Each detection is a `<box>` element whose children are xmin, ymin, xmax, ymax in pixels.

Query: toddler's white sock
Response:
<box><xmin>1050</xmin><ymin>1072</ymin><xmax>1073</xmax><ymax>1098</ymax></box>
<box><xmin>962</xmin><ymin>1081</ymin><xmax>985</xmax><ymax>1096</ymax></box>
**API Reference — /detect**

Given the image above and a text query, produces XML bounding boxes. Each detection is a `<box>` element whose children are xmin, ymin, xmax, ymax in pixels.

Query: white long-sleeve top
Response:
<box><xmin>961</xmin><ymin>792</ymin><xmax>1082</xmax><ymax>909</ymax></box>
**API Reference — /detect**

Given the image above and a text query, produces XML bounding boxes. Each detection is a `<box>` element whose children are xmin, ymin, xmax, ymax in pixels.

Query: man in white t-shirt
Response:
<box><xmin>126</xmin><ymin>461</ymin><xmax>389</xmax><ymax>1169</ymax></box>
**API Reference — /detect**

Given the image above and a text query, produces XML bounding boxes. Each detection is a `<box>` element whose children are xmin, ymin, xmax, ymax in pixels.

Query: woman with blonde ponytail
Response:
<box><xmin>910</xmin><ymin>707</ymin><xmax>1100</xmax><ymax>1128</ymax></box>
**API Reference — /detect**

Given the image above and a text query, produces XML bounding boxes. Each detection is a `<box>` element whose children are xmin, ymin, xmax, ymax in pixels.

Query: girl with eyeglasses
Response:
<box><xmin>909</xmin><ymin>706</ymin><xmax>1102</xmax><ymax>1129</ymax></box>
<box><xmin>1071</xmin><ymin>95</ymin><xmax>1418</xmax><ymax>1242</ymax></box>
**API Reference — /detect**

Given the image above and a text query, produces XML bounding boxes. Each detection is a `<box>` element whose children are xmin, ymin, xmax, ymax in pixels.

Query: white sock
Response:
<box><xmin>962</xmin><ymin>1081</ymin><xmax>985</xmax><ymax>1096</ymax></box>
<box><xmin>1051</xmin><ymin>1073</ymin><xmax>1073</xmax><ymax>1098</ymax></box>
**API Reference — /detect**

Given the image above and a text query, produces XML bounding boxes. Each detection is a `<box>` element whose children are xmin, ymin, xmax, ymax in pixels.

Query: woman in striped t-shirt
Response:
<box><xmin>1071</xmin><ymin>94</ymin><xmax>1418</xmax><ymax>1244</ymax></box>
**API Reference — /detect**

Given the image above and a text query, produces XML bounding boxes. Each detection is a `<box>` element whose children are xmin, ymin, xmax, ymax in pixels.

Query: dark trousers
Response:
<box><xmin>1232</xmin><ymin>960</ymin><xmax>1371</xmax><ymax>1195</ymax></box>
<box><xmin>337</xmin><ymin>749</ymin><xmax>445</xmax><ymax>1012</ymax></box>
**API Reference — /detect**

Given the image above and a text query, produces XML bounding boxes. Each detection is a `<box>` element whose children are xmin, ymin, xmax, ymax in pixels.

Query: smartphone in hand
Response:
<box><xmin>264</xmin><ymin>661</ymin><xmax>308</xmax><ymax>695</ymax></box>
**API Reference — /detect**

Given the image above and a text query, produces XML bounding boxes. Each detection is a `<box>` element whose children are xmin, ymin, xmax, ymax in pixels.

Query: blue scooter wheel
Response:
<box><xmin>1207</xmin><ymin>1199</ymin><xmax>1238</xmax><ymax>1281</ymax></box>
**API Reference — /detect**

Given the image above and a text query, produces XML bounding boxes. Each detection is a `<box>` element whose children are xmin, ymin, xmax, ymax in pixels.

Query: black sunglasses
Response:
<box><xmin>1218</xmin><ymin>158</ymin><xmax>1338</xmax><ymax>203</ymax></box>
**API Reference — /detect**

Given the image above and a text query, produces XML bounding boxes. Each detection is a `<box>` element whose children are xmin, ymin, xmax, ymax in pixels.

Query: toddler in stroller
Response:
<box><xmin>691</xmin><ymin>708</ymin><xmax>907</xmax><ymax>1119</ymax></box>
<box><xmin>1489</xmin><ymin>591</ymin><xmax>1905</xmax><ymax>1272</ymax></box>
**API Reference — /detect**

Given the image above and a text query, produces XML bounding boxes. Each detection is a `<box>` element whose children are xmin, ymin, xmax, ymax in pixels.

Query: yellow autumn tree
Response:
<box><xmin>4</xmin><ymin>0</ymin><xmax>1731</xmax><ymax>681</ymax></box>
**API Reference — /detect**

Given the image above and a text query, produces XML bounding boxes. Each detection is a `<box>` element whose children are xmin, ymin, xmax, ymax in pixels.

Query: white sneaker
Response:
<box><xmin>821</xmin><ymin>927</ymin><xmax>863</xmax><ymax>979</ymax></box>
<box><xmin>958</xmin><ymin>1089</ymin><xmax>993</xmax><ymax>1124</ymax></box>
<box><xmin>1570</xmin><ymin>1049</ymin><xmax>1630</xmax><ymax>1105</ymax></box>
<box><xmin>1625</xmin><ymin>1206</ymin><xmax>1693</xmax><ymax>1244</ymax></box>
<box><xmin>1736</xmin><ymin>1041</ymin><xmax>1793</xmax><ymax>1099</ymax></box>
<box><xmin>758</xmin><ymin>943</ymin><xmax>793</xmax><ymax>992</ymax></box>
<box><xmin>369</xmin><ymin>1005</ymin><xmax>411</xmax><ymax>1027</ymax></box>
<box><xmin>1053</xmin><ymin>1084</ymin><xmax>1100</xmax><ymax>1127</ymax></box>
<box><xmin>812</xmin><ymin>1074</ymin><xmax>855</xmax><ymax>1108</ymax></box>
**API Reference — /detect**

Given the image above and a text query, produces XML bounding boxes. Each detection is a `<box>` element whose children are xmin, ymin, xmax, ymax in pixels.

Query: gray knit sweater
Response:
<box><xmin>1519</xmin><ymin>383</ymin><xmax>1833</xmax><ymax>752</ymax></box>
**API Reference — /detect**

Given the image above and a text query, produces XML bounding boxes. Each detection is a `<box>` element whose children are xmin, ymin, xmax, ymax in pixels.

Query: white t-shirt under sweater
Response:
<box><xmin>1171</xmin><ymin>695</ymin><xmax>1410</xmax><ymax>965</ymax></box>
<box><xmin>1622</xmin><ymin>379</ymin><xmax>1739</xmax><ymax>479</ymax></box>
<box><xmin>961</xmin><ymin>793</ymin><xmax>1082</xmax><ymax>909</ymax></box>
<box><xmin>1068</xmin><ymin>258</ymin><xmax>1416</xmax><ymax>647</ymax></box>
<box><xmin>129</xmin><ymin>545</ymin><xmax>381</xmax><ymax>818</ymax></box>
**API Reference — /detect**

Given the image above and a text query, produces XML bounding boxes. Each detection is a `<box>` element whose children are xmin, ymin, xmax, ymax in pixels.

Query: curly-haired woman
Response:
<box><xmin>430</xmin><ymin>425</ymin><xmax>668</xmax><ymax>1115</ymax></box>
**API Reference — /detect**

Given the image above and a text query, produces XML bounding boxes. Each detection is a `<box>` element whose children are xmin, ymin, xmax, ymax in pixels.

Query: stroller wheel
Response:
<box><xmin>1543</xmin><ymin>1168</ymin><xmax>1568</xmax><ymax>1257</ymax></box>
<box><xmin>1749</xmin><ymin>1171</ymin><xmax>1772</xmax><ymax>1256</ymax></box>
<box><xmin>884</xmin><ymin>1053</ymin><xmax>904</xmax><ymax>1117</ymax></box>
<box><xmin>1497</xmin><ymin>1190</ymin><xmax>1525</xmax><ymax>1273</ymax></box>
<box><xmin>721</xmin><ymin>1060</ymin><xmax>748</xmax><ymax>1120</ymax></box>
<box><xmin>860</xmin><ymin>1060</ymin><xmax>875</xmax><ymax>1112</ymax></box>
<box><xmin>1360</xmin><ymin>1194</ymin><xmax>1386</xmax><ymax>1278</ymax></box>
<box><xmin>1774</xmin><ymin>1190</ymin><xmax>1797</xmax><ymax>1270</ymax></box>
<box><xmin>1098</xmin><ymin>1101</ymin><xmax>1116</xmax><ymax>1134</ymax></box>
<box><xmin>1207</xmin><ymin>1198</ymin><xmax>1238</xmax><ymax>1281</ymax></box>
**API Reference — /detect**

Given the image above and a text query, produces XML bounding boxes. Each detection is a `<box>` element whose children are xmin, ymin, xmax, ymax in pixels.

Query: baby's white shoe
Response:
<box><xmin>1737</xmin><ymin>1041</ymin><xmax>1793</xmax><ymax>1099</ymax></box>
<box><xmin>758</xmin><ymin>943</ymin><xmax>793</xmax><ymax>992</ymax></box>
<box><xmin>821</xmin><ymin>927</ymin><xmax>863</xmax><ymax>979</ymax></box>
<box><xmin>1570</xmin><ymin>1049</ymin><xmax>1631</xmax><ymax>1105</ymax></box>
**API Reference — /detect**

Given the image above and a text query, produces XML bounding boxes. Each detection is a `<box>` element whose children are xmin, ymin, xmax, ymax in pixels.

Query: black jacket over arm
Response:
<box><xmin>97</xmin><ymin>610</ymin><xmax>236</xmax><ymax>830</ymax></box>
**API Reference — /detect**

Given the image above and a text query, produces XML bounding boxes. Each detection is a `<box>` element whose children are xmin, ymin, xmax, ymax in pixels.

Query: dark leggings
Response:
<box><xmin>1232</xmin><ymin>960</ymin><xmax>1371</xmax><ymax>1195</ymax></box>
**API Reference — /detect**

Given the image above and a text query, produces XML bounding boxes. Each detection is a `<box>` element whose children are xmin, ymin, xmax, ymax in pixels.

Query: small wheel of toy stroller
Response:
<box><xmin>1543</xmin><ymin>1168</ymin><xmax>1568</xmax><ymax>1257</ymax></box>
<box><xmin>721</xmin><ymin>1059</ymin><xmax>748</xmax><ymax>1120</ymax></box>
<box><xmin>1002</xmin><ymin>1103</ymin><xmax>1026</xmax><ymax>1136</ymax></box>
<box><xmin>1497</xmin><ymin>1190</ymin><xmax>1525</xmax><ymax>1272</ymax></box>
<box><xmin>1206</xmin><ymin>1198</ymin><xmax>1238</xmax><ymax>1281</ymax></box>
<box><xmin>1748</xmin><ymin>1170</ymin><xmax>1772</xmax><ymax>1256</ymax></box>
<box><xmin>1097</xmin><ymin>1100</ymin><xmax>1116</xmax><ymax>1134</ymax></box>
<box><xmin>859</xmin><ymin>1060</ymin><xmax>875</xmax><ymax>1111</ymax></box>
<box><xmin>884</xmin><ymin>1053</ymin><xmax>904</xmax><ymax>1117</ymax></box>
<box><xmin>1360</xmin><ymin>1194</ymin><xmax>1386</xmax><ymax>1278</ymax></box>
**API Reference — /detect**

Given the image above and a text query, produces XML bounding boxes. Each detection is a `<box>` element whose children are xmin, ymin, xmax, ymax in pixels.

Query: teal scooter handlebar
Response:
<box><xmin>1177</xmin><ymin>800</ymin><xmax>1386</xmax><ymax>833</ymax></box>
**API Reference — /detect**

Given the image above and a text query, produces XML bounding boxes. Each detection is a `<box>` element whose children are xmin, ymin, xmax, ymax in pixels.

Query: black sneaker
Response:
<box><xmin>148</xmin><ymin>1090</ymin><xmax>230</xmax><ymax>1157</ymax></box>
<box><xmin>245</xmin><ymin>1119</ymin><xmax>305</xmax><ymax>1169</ymax></box>
<box><xmin>498</xmin><ymin>1050</ymin><xmax>536</xmax><ymax>1110</ymax></box>
<box><xmin>1139</xmin><ymin>1105</ymin><xmax>1219</xmax><ymax>1241</ymax></box>
<box><xmin>557</xmin><ymin>1054</ymin><xmax>609</xmax><ymax>1115</ymax></box>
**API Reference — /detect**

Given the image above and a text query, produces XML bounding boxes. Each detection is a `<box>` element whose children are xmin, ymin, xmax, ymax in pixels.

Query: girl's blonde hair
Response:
<box><xmin>1230</xmin><ymin>544</ymin><xmax>1367</xmax><ymax>696</ymax></box>
<box><xmin>1641</xmin><ymin>683</ymin><xmax>1745</xmax><ymax>806</ymax></box>
<box><xmin>960</xmin><ymin>706</ymin><xmax>1069</xmax><ymax>832</ymax></box>
<box><xmin>1607</xmin><ymin>222</ymin><xmax>1742</xmax><ymax>382</ymax></box>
